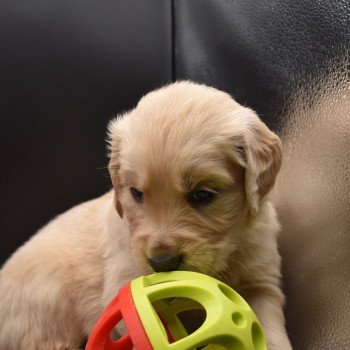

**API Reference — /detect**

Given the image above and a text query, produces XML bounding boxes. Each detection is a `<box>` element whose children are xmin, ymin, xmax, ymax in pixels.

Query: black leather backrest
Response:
<box><xmin>0</xmin><ymin>0</ymin><xmax>172</xmax><ymax>264</ymax></box>
<box><xmin>174</xmin><ymin>0</ymin><xmax>348</xmax><ymax>130</ymax></box>
<box><xmin>174</xmin><ymin>1</ymin><xmax>350</xmax><ymax>349</ymax></box>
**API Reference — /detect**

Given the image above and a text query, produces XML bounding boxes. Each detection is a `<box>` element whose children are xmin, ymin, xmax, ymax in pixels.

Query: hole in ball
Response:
<box><xmin>251</xmin><ymin>322</ymin><xmax>266</xmax><ymax>350</ymax></box>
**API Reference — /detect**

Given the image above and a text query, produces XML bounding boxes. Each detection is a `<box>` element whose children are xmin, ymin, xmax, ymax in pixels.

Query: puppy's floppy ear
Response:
<box><xmin>234</xmin><ymin>108</ymin><xmax>283</xmax><ymax>216</ymax></box>
<box><xmin>107</xmin><ymin>117</ymin><xmax>125</xmax><ymax>218</ymax></box>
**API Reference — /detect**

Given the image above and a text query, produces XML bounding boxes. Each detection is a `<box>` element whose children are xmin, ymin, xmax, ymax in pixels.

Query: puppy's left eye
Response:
<box><xmin>130</xmin><ymin>187</ymin><xmax>143</xmax><ymax>203</ymax></box>
<box><xmin>188</xmin><ymin>188</ymin><xmax>217</xmax><ymax>206</ymax></box>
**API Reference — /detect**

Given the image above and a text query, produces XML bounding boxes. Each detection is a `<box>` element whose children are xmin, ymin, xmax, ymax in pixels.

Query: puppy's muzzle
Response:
<box><xmin>148</xmin><ymin>254</ymin><xmax>182</xmax><ymax>272</ymax></box>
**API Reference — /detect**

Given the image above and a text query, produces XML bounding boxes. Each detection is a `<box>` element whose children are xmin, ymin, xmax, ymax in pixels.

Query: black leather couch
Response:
<box><xmin>1</xmin><ymin>1</ymin><xmax>349</xmax><ymax>349</ymax></box>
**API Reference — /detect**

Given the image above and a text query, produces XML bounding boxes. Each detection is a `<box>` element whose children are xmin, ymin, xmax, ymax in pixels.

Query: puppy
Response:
<box><xmin>0</xmin><ymin>81</ymin><xmax>292</xmax><ymax>349</ymax></box>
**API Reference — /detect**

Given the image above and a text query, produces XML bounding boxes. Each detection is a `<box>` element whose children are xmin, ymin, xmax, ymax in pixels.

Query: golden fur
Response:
<box><xmin>0</xmin><ymin>82</ymin><xmax>292</xmax><ymax>349</ymax></box>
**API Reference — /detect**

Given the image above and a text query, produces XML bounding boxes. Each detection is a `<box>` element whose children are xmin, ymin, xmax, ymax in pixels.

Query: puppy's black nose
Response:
<box><xmin>148</xmin><ymin>254</ymin><xmax>182</xmax><ymax>272</ymax></box>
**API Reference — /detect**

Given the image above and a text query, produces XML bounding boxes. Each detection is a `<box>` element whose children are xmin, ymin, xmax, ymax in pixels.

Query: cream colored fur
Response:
<box><xmin>0</xmin><ymin>82</ymin><xmax>292</xmax><ymax>349</ymax></box>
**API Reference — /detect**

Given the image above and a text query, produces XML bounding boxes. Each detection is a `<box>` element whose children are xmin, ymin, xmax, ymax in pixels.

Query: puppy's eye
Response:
<box><xmin>189</xmin><ymin>189</ymin><xmax>217</xmax><ymax>206</ymax></box>
<box><xmin>130</xmin><ymin>187</ymin><xmax>143</xmax><ymax>203</ymax></box>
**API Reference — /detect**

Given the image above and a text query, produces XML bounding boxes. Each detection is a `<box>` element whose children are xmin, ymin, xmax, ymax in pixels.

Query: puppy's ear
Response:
<box><xmin>234</xmin><ymin>109</ymin><xmax>283</xmax><ymax>216</ymax></box>
<box><xmin>108</xmin><ymin>117</ymin><xmax>125</xmax><ymax>218</ymax></box>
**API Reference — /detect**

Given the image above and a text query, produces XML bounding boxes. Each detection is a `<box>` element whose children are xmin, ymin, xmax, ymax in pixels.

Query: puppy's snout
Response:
<box><xmin>148</xmin><ymin>254</ymin><xmax>182</xmax><ymax>272</ymax></box>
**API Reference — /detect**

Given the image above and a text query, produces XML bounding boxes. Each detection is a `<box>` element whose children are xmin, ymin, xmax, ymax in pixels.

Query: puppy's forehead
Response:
<box><xmin>123</xmin><ymin>144</ymin><xmax>235</xmax><ymax>193</ymax></box>
<box><xmin>121</xmin><ymin>84</ymin><xmax>242</xmax><ymax>189</ymax></box>
<box><xmin>129</xmin><ymin>83</ymin><xmax>241</xmax><ymax>148</ymax></box>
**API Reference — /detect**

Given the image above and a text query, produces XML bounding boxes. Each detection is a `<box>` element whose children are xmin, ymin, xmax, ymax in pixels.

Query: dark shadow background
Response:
<box><xmin>0</xmin><ymin>0</ymin><xmax>172</xmax><ymax>262</ymax></box>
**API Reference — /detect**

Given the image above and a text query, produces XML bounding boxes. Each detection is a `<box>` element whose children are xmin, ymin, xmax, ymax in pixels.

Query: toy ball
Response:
<box><xmin>86</xmin><ymin>271</ymin><xmax>267</xmax><ymax>350</ymax></box>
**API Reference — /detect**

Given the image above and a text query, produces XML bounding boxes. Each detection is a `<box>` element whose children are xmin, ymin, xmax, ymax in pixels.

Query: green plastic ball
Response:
<box><xmin>131</xmin><ymin>271</ymin><xmax>267</xmax><ymax>350</ymax></box>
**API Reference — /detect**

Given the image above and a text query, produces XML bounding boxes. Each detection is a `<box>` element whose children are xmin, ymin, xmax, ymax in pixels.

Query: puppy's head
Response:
<box><xmin>108</xmin><ymin>82</ymin><xmax>282</xmax><ymax>275</ymax></box>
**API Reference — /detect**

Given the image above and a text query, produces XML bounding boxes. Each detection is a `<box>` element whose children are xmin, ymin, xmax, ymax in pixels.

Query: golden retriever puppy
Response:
<box><xmin>0</xmin><ymin>81</ymin><xmax>292</xmax><ymax>350</ymax></box>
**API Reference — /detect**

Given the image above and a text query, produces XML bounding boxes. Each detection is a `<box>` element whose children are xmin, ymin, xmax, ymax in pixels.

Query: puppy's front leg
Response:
<box><xmin>241</xmin><ymin>285</ymin><xmax>292</xmax><ymax>350</ymax></box>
